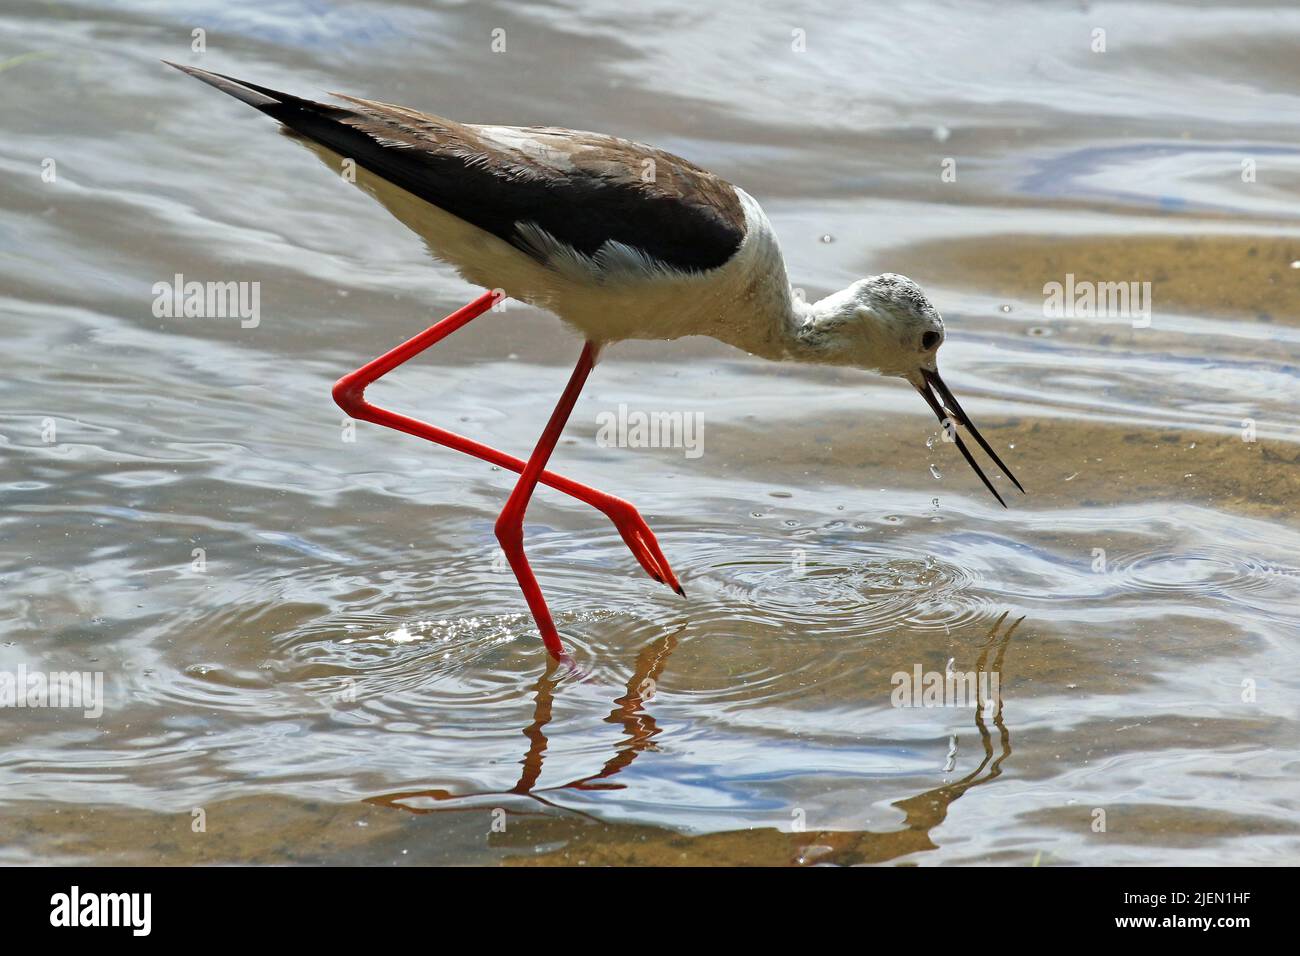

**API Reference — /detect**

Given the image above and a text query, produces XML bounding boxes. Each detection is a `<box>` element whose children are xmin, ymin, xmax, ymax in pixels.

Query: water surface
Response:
<box><xmin>2</xmin><ymin>0</ymin><xmax>1298</xmax><ymax>865</ymax></box>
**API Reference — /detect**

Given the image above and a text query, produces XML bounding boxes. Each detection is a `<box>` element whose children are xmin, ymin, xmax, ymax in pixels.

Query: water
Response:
<box><xmin>2</xmin><ymin>0</ymin><xmax>1299</xmax><ymax>865</ymax></box>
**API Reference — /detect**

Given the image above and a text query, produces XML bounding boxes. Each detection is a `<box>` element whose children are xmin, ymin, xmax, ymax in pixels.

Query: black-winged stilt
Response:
<box><xmin>165</xmin><ymin>63</ymin><xmax>1024</xmax><ymax>662</ymax></box>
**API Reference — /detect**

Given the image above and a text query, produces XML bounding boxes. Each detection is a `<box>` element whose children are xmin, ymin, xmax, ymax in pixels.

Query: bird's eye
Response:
<box><xmin>921</xmin><ymin>330</ymin><xmax>942</xmax><ymax>351</ymax></box>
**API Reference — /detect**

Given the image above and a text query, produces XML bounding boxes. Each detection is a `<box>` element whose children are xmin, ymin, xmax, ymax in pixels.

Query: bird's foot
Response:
<box><xmin>594</xmin><ymin>495</ymin><xmax>685</xmax><ymax>597</ymax></box>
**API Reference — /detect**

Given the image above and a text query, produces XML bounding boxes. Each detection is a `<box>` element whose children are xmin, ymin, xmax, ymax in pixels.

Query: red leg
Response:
<box><xmin>331</xmin><ymin>293</ymin><xmax>683</xmax><ymax>596</ymax></box>
<box><xmin>495</xmin><ymin>341</ymin><xmax>599</xmax><ymax>660</ymax></box>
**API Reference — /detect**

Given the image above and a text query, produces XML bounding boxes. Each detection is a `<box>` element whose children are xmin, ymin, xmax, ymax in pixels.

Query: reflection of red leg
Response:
<box><xmin>331</xmin><ymin>293</ymin><xmax>682</xmax><ymax>596</ymax></box>
<box><xmin>495</xmin><ymin>341</ymin><xmax>599</xmax><ymax>660</ymax></box>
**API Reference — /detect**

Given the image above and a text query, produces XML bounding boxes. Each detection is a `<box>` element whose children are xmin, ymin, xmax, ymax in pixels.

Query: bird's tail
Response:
<box><xmin>159</xmin><ymin>60</ymin><xmax>358</xmax><ymax>140</ymax></box>
<box><xmin>160</xmin><ymin>61</ymin><xmax>346</xmax><ymax>118</ymax></box>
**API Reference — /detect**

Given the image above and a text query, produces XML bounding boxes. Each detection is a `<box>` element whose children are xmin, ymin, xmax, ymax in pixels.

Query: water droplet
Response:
<box><xmin>999</xmin><ymin>304</ymin><xmax>1012</xmax><ymax>313</ymax></box>
<box><xmin>932</xmin><ymin>125</ymin><xmax>951</xmax><ymax>142</ymax></box>
<box><xmin>795</xmin><ymin>844</ymin><xmax>835</xmax><ymax>865</ymax></box>
<box><xmin>929</xmin><ymin>463</ymin><xmax>943</xmax><ymax>480</ymax></box>
<box><xmin>819</xmin><ymin>234</ymin><xmax>834</xmax><ymax>244</ymax></box>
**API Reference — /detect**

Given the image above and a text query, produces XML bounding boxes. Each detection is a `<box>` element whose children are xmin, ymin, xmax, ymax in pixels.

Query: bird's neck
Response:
<box><xmin>707</xmin><ymin>196</ymin><xmax>857</xmax><ymax>365</ymax></box>
<box><xmin>741</xmin><ymin>285</ymin><xmax>854</xmax><ymax>366</ymax></box>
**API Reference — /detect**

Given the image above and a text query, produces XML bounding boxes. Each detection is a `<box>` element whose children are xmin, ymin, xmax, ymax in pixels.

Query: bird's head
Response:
<box><xmin>800</xmin><ymin>273</ymin><xmax>1025</xmax><ymax>506</ymax></box>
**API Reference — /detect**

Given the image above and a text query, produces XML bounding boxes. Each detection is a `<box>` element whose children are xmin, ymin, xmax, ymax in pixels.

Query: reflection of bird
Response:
<box><xmin>166</xmin><ymin>63</ymin><xmax>1024</xmax><ymax>661</ymax></box>
<box><xmin>367</xmin><ymin>614</ymin><xmax>1022</xmax><ymax>866</ymax></box>
<box><xmin>865</xmin><ymin>612</ymin><xmax>1020</xmax><ymax>860</ymax></box>
<box><xmin>368</xmin><ymin>629</ymin><xmax>681</xmax><ymax>820</ymax></box>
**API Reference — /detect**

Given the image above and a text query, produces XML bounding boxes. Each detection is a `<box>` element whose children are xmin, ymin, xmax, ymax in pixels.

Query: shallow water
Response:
<box><xmin>2</xmin><ymin>0</ymin><xmax>1299</xmax><ymax>865</ymax></box>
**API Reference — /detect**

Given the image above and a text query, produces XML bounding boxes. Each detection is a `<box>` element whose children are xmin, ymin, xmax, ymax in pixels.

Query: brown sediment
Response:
<box><xmin>692</xmin><ymin>405</ymin><xmax>1300</xmax><ymax>523</ymax></box>
<box><xmin>894</xmin><ymin>234</ymin><xmax>1300</xmax><ymax>324</ymax></box>
<box><xmin>0</xmin><ymin>797</ymin><xmax>409</xmax><ymax>866</ymax></box>
<box><xmin>1020</xmin><ymin>803</ymin><xmax>1300</xmax><ymax>848</ymax></box>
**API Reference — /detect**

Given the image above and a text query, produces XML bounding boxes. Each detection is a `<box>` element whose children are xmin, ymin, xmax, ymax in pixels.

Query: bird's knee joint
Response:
<box><xmin>494</xmin><ymin>514</ymin><xmax>524</xmax><ymax>550</ymax></box>
<box><xmin>332</xmin><ymin>377</ymin><xmax>367</xmax><ymax>417</ymax></box>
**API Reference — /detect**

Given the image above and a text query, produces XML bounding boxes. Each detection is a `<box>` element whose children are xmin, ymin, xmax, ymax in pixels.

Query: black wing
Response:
<box><xmin>164</xmin><ymin>63</ymin><xmax>746</xmax><ymax>273</ymax></box>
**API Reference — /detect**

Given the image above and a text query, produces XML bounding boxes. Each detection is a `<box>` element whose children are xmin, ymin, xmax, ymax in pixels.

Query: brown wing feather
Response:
<box><xmin>166</xmin><ymin>63</ymin><xmax>747</xmax><ymax>272</ymax></box>
<box><xmin>327</xmin><ymin>93</ymin><xmax>746</xmax><ymax>272</ymax></box>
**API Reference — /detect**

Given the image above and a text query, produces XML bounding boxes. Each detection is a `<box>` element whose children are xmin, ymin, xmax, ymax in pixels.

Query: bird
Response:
<box><xmin>164</xmin><ymin>62</ymin><xmax>1024</xmax><ymax>663</ymax></box>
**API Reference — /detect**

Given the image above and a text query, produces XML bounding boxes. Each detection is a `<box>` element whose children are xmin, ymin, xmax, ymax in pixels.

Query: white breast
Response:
<box><xmin>515</xmin><ymin>189</ymin><xmax>793</xmax><ymax>347</ymax></box>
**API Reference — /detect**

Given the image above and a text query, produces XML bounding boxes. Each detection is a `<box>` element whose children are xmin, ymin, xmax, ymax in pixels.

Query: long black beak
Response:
<box><xmin>915</xmin><ymin>368</ymin><xmax>1025</xmax><ymax>508</ymax></box>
